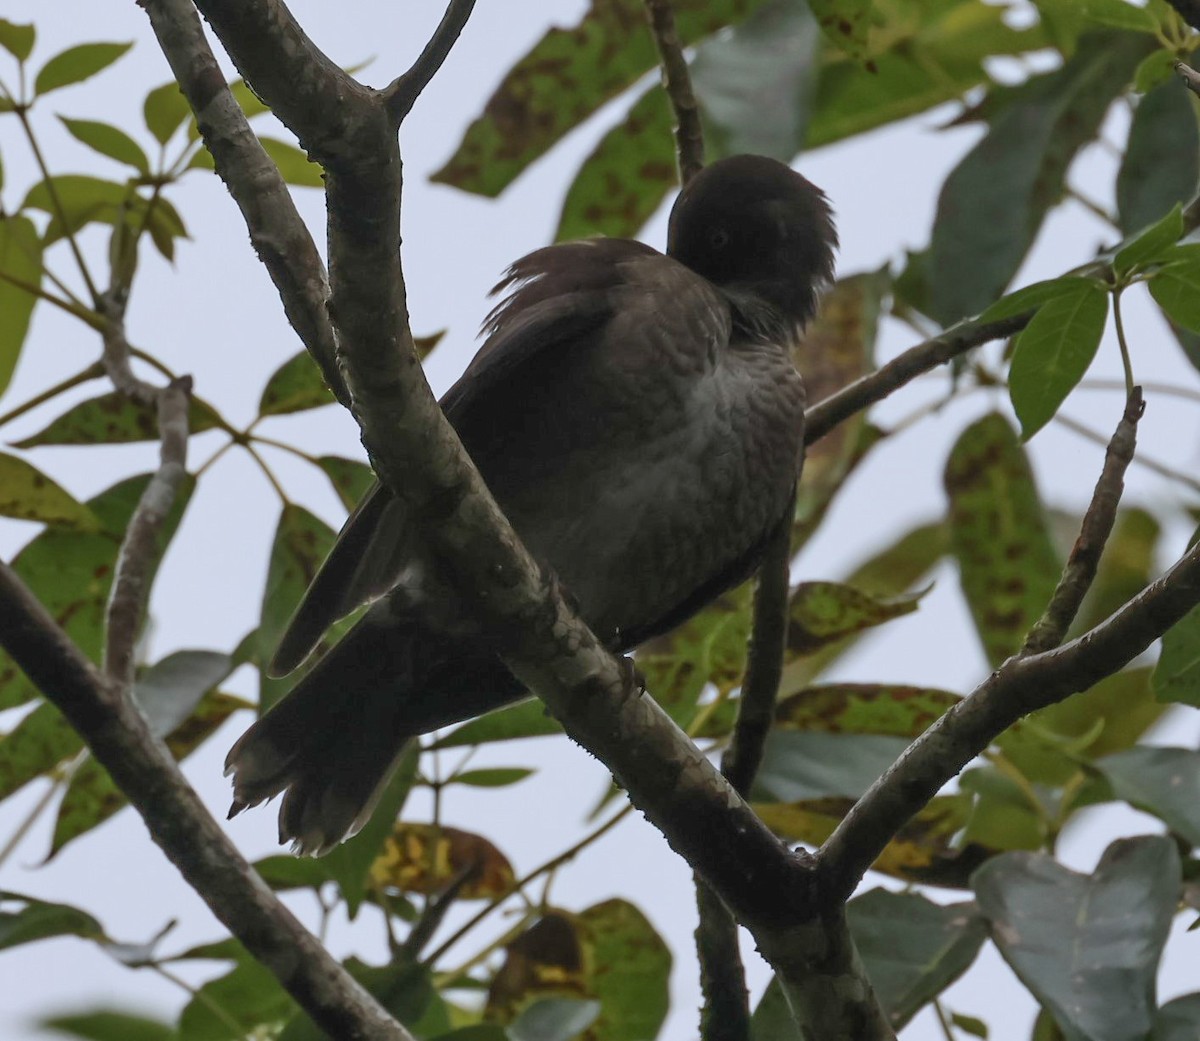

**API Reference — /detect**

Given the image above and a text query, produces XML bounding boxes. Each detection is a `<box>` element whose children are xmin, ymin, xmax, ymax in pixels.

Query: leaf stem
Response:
<box><xmin>15</xmin><ymin>107</ymin><xmax>101</xmax><ymax>303</ymax></box>
<box><xmin>1111</xmin><ymin>288</ymin><xmax>1136</xmax><ymax>396</ymax></box>
<box><xmin>0</xmin><ymin>361</ymin><xmax>106</xmax><ymax>430</ymax></box>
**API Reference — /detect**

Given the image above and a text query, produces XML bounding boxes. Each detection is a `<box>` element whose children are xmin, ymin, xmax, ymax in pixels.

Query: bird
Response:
<box><xmin>226</xmin><ymin>154</ymin><xmax>837</xmax><ymax>855</ymax></box>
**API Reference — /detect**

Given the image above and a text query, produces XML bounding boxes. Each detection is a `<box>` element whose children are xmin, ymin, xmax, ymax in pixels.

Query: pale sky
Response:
<box><xmin>1</xmin><ymin>3</ymin><xmax>1198</xmax><ymax>1039</ymax></box>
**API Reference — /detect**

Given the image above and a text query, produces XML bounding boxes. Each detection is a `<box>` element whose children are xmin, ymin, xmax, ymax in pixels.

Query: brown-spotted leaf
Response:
<box><xmin>0</xmin><ymin>473</ymin><xmax>194</xmax><ymax>711</ymax></box>
<box><xmin>944</xmin><ymin>412</ymin><xmax>1059</xmax><ymax>666</ymax></box>
<box><xmin>13</xmin><ymin>391</ymin><xmax>222</xmax><ymax>447</ymax></box>
<box><xmin>781</xmin><ymin>521</ymin><xmax>947</xmax><ymax>695</ymax></box>
<box><xmin>487</xmin><ymin>912</ymin><xmax>587</xmax><ymax>1023</ymax></box>
<box><xmin>755</xmin><ymin>793</ymin><xmax>991</xmax><ymax>887</ymax></box>
<box><xmin>794</xmin><ymin>268</ymin><xmax>889</xmax><ymax>542</ymax></box>
<box><xmin>434</xmin><ymin>0</ymin><xmax>770</xmax><ymax>198</ymax></box>
<box><xmin>775</xmin><ymin>682</ymin><xmax>958</xmax><ymax>736</ymax></box>
<box><xmin>0</xmin><ymin>452</ymin><xmax>97</xmax><ymax>529</ymax></box>
<box><xmin>576</xmin><ymin>899</ymin><xmax>671</xmax><ymax>1041</ymax></box>
<box><xmin>315</xmin><ymin>455</ymin><xmax>376</xmax><ymax>511</ymax></box>
<box><xmin>369</xmin><ymin>823</ymin><xmax>515</xmax><ymax>899</ymax></box>
<box><xmin>555</xmin><ymin>85</ymin><xmax>676</xmax><ymax>241</ymax></box>
<box><xmin>637</xmin><ymin>581</ymin><xmax>753</xmax><ymax>722</ymax></box>
<box><xmin>48</xmin><ymin>691</ymin><xmax>245</xmax><ymax>857</ymax></box>
<box><xmin>487</xmin><ymin>900</ymin><xmax>670</xmax><ymax>1041</ymax></box>
<box><xmin>787</xmin><ymin>580</ymin><xmax>923</xmax><ymax>656</ymax></box>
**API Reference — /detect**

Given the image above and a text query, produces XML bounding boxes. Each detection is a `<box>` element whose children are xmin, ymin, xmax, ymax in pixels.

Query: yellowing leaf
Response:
<box><xmin>370</xmin><ymin>823</ymin><xmax>515</xmax><ymax>899</ymax></box>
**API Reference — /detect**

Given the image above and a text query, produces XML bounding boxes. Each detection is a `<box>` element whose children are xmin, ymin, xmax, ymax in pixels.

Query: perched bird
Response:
<box><xmin>227</xmin><ymin>154</ymin><xmax>837</xmax><ymax>855</ymax></box>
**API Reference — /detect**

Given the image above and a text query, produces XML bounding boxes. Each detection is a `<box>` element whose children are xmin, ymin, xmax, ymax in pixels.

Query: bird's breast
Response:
<box><xmin>482</xmin><ymin>336</ymin><xmax>805</xmax><ymax>647</ymax></box>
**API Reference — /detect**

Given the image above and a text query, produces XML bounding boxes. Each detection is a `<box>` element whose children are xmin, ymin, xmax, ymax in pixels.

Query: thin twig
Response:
<box><xmin>804</xmin><ymin>313</ymin><xmax>1032</xmax><ymax>445</ymax></box>
<box><xmin>643</xmin><ymin>0</ymin><xmax>704</xmax><ymax>184</ymax></box>
<box><xmin>1022</xmin><ymin>388</ymin><xmax>1144</xmax><ymax>656</ymax></box>
<box><xmin>694</xmin><ymin>879</ymin><xmax>750</xmax><ymax>1041</ymax></box>
<box><xmin>384</xmin><ymin>0</ymin><xmax>478</xmax><ymax>122</ymax></box>
<box><xmin>819</xmin><ymin>523</ymin><xmax>1200</xmax><ymax>899</ymax></box>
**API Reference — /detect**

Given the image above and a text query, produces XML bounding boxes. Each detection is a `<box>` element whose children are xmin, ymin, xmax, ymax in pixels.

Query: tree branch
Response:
<box><xmin>0</xmin><ymin>563</ymin><xmax>415</xmax><ymax>1041</ymax></box>
<box><xmin>819</xmin><ymin>523</ymin><xmax>1200</xmax><ymax>899</ymax></box>
<box><xmin>804</xmin><ymin>312</ymin><xmax>1032</xmax><ymax>445</ymax></box>
<box><xmin>1022</xmin><ymin>388</ymin><xmax>1143</xmax><ymax>655</ymax></box>
<box><xmin>139</xmin><ymin>0</ymin><xmax>349</xmax><ymax>408</ymax></box>
<box><xmin>384</xmin><ymin>0</ymin><xmax>478</xmax><ymax>122</ymax></box>
<box><xmin>643</xmin><ymin>0</ymin><xmax>705</xmax><ymax>184</ymax></box>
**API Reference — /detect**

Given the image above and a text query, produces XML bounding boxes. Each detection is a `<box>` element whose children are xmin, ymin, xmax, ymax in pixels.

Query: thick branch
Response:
<box><xmin>1022</xmin><ymin>388</ymin><xmax>1143</xmax><ymax>655</ymax></box>
<box><xmin>384</xmin><ymin>0</ymin><xmax>478</xmax><ymax>122</ymax></box>
<box><xmin>820</xmin><ymin>530</ymin><xmax>1200</xmax><ymax>899</ymax></box>
<box><xmin>139</xmin><ymin>0</ymin><xmax>348</xmax><ymax>407</ymax></box>
<box><xmin>643</xmin><ymin>0</ymin><xmax>704</xmax><ymax>184</ymax></box>
<box><xmin>0</xmin><ymin>564</ymin><xmax>414</xmax><ymax>1041</ymax></box>
<box><xmin>804</xmin><ymin>313</ymin><xmax>1031</xmax><ymax>445</ymax></box>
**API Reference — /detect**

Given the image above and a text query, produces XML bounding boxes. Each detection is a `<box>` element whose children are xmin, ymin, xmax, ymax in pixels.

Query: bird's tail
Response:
<box><xmin>226</xmin><ymin>614</ymin><xmax>525</xmax><ymax>855</ymax></box>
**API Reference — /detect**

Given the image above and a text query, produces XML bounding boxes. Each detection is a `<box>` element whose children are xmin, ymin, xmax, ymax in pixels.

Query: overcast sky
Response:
<box><xmin>1</xmin><ymin>3</ymin><xmax>1199</xmax><ymax>1039</ymax></box>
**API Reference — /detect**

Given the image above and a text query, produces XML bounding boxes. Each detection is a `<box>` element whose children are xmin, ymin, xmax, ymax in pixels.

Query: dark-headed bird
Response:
<box><xmin>226</xmin><ymin>154</ymin><xmax>837</xmax><ymax>854</ymax></box>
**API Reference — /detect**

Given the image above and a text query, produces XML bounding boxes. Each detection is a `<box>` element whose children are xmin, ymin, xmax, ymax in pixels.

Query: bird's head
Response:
<box><xmin>666</xmin><ymin>154</ymin><xmax>837</xmax><ymax>330</ymax></box>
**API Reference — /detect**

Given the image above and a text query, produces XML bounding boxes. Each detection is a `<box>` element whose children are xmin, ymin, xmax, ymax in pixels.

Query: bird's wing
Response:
<box><xmin>270</xmin><ymin>238</ymin><xmax>689</xmax><ymax>674</ymax></box>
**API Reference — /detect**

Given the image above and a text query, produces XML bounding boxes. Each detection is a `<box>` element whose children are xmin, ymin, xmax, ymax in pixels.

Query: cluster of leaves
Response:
<box><xmin>2</xmin><ymin>1</ymin><xmax>1200</xmax><ymax>1040</ymax></box>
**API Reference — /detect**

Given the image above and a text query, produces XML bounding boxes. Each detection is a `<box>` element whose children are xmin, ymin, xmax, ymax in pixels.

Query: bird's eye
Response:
<box><xmin>709</xmin><ymin>227</ymin><xmax>729</xmax><ymax>249</ymax></box>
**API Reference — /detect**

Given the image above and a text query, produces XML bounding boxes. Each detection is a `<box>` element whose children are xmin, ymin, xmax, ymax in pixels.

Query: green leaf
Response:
<box><xmin>0</xmin><ymin>892</ymin><xmax>105</xmax><ymax>950</ymax></box>
<box><xmin>0</xmin><ymin>19</ymin><xmax>35</xmax><ymax>61</ymax></box>
<box><xmin>973</xmin><ymin>836</ymin><xmax>1180</xmax><ymax>1041</ymax></box>
<box><xmin>1082</xmin><ymin>0</ymin><xmax>1159</xmax><ymax>32</ymax></box>
<box><xmin>178</xmin><ymin>954</ymin><xmax>294</xmax><ymax>1041</ymax></box>
<box><xmin>0</xmin><ymin>451</ymin><xmax>97</xmax><ymax>528</ymax></box>
<box><xmin>0</xmin><ymin>472</ymin><xmax>194</xmax><ymax>712</ymax></box>
<box><xmin>1155</xmin><ymin>601</ymin><xmax>1200</xmax><ymax>706</ymax></box>
<box><xmin>434</xmin><ymin>0</ymin><xmax>771</xmax><ymax>197</ymax></box>
<box><xmin>258</xmin><ymin>350</ymin><xmax>335</xmax><ymax>416</ymax></box>
<box><xmin>432</xmin><ymin>698</ymin><xmax>561</xmax><ymax>748</ymax></box>
<box><xmin>1133</xmin><ymin>49</ymin><xmax>1179</xmax><ymax>93</ymax></box>
<box><xmin>977</xmin><ymin>276</ymin><xmax>1085</xmax><ymax>323</ymax></box>
<box><xmin>279</xmin><ymin>958</ymin><xmax>437</xmax><ymax>1040</ymax></box>
<box><xmin>0</xmin><ymin>214</ymin><xmax>43</xmax><ymax>399</ymax></box>
<box><xmin>755</xmin><ymin>731</ymin><xmax>912</xmax><ymax>802</ymax></box>
<box><xmin>1008</xmin><ymin>278</ymin><xmax>1108</xmax><ymax>439</ymax></box>
<box><xmin>59</xmin><ymin>117</ymin><xmax>150</xmax><ymax>175</ymax></box>
<box><xmin>787</xmin><ymin>580</ymin><xmax>923</xmax><ymax>656</ymax></box>
<box><xmin>13</xmin><ymin>391</ymin><xmax>221</xmax><ymax>447</ymax></box>
<box><xmin>450</xmin><ymin>767</ymin><xmax>534</xmax><ymax>788</ymax></box>
<box><xmin>39</xmin><ymin>1010</ymin><xmax>174</xmax><ymax>1041</ymax></box>
<box><xmin>34</xmin><ymin>42</ymin><xmax>133</xmax><ymax>97</ymax></box>
<box><xmin>1096</xmin><ymin>746</ymin><xmax>1200</xmax><ymax>846</ymax></box>
<box><xmin>944</xmin><ymin>413</ymin><xmax>1060</xmax><ymax>666</ymax></box>
<box><xmin>1117</xmin><ymin>77</ymin><xmax>1200</xmax><ymax>235</ymax></box>
<box><xmin>143</xmin><ymin>80</ymin><xmax>191</xmax><ymax>145</ymax></box>
<box><xmin>849</xmin><ymin>889</ymin><xmax>989</xmax><ymax>1028</ymax></box>
<box><xmin>316</xmin><ymin>456</ymin><xmax>375</xmax><ymax>511</ymax></box>
<box><xmin>1032</xmin><ymin>667</ymin><xmax>1164</xmax><ymax>761</ymax></box>
<box><xmin>509</xmin><ymin>999</ymin><xmax>601</xmax><ymax>1041</ymax></box>
<box><xmin>805</xmin><ymin>2</ymin><xmax>1049</xmax><ymax>151</ymax></box>
<box><xmin>1149</xmin><ymin>259</ymin><xmax>1200</xmax><ymax>333</ymax></box>
<box><xmin>751</xmin><ymin>977</ymin><xmax>801</xmax><ymax>1041</ymax></box>
<box><xmin>1114</xmin><ymin>203</ymin><xmax>1184</xmax><ymax>276</ymax></box>
<box><xmin>929</xmin><ymin>31</ymin><xmax>1152</xmax><ymax>324</ymax></box>
<box><xmin>22</xmin><ymin>176</ymin><xmax>188</xmax><ymax>258</ymax></box>
<box><xmin>259</xmin><ymin>136</ymin><xmax>323</xmax><ymax>188</ymax></box>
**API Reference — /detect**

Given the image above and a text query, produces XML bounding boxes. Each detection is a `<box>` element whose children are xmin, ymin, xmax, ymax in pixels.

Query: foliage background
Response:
<box><xmin>1</xmin><ymin>1</ymin><xmax>1199</xmax><ymax>1039</ymax></box>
